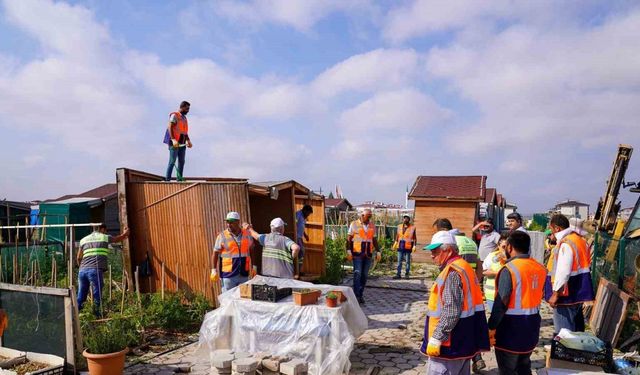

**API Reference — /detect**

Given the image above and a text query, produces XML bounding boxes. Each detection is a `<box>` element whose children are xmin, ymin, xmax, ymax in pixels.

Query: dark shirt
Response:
<box><xmin>488</xmin><ymin>254</ymin><xmax>530</xmax><ymax>330</ymax></box>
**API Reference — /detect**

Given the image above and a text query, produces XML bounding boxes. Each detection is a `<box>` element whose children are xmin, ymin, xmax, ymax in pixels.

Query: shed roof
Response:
<box><xmin>484</xmin><ymin>188</ymin><xmax>497</xmax><ymax>204</ymax></box>
<box><xmin>409</xmin><ymin>176</ymin><xmax>487</xmax><ymax>201</ymax></box>
<box><xmin>325</xmin><ymin>198</ymin><xmax>353</xmax><ymax>209</ymax></box>
<box><xmin>555</xmin><ymin>199</ymin><xmax>590</xmax><ymax>207</ymax></box>
<box><xmin>249</xmin><ymin>180</ymin><xmax>322</xmax><ymax>199</ymax></box>
<box><xmin>0</xmin><ymin>200</ymin><xmax>31</xmax><ymax>211</ymax></box>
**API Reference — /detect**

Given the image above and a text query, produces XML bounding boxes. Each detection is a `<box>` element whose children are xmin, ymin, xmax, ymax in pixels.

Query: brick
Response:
<box><xmin>279</xmin><ymin>359</ymin><xmax>308</xmax><ymax>375</ymax></box>
<box><xmin>211</xmin><ymin>354</ymin><xmax>234</xmax><ymax>369</ymax></box>
<box><xmin>261</xmin><ymin>358</ymin><xmax>280</xmax><ymax>372</ymax></box>
<box><xmin>232</xmin><ymin>358</ymin><xmax>258</xmax><ymax>373</ymax></box>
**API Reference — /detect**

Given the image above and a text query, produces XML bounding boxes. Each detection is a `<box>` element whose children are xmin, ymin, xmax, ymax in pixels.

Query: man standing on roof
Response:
<box><xmin>211</xmin><ymin>212</ymin><xmax>255</xmax><ymax>292</ymax></box>
<box><xmin>244</xmin><ymin>218</ymin><xmax>301</xmax><ymax>279</ymax></box>
<box><xmin>77</xmin><ymin>224</ymin><xmax>130</xmax><ymax>315</ymax></box>
<box><xmin>489</xmin><ymin>231</ymin><xmax>547</xmax><ymax>375</ymax></box>
<box><xmin>164</xmin><ymin>101</ymin><xmax>192</xmax><ymax>182</ymax></box>
<box><xmin>545</xmin><ymin>214</ymin><xmax>594</xmax><ymax>333</ymax></box>
<box><xmin>393</xmin><ymin>214</ymin><xmax>417</xmax><ymax>279</ymax></box>
<box><xmin>295</xmin><ymin>204</ymin><xmax>313</xmax><ymax>276</ymax></box>
<box><xmin>421</xmin><ymin>230</ymin><xmax>490</xmax><ymax>375</ymax></box>
<box><xmin>347</xmin><ymin>209</ymin><xmax>381</xmax><ymax>304</ymax></box>
<box><xmin>506</xmin><ymin>212</ymin><xmax>526</xmax><ymax>233</ymax></box>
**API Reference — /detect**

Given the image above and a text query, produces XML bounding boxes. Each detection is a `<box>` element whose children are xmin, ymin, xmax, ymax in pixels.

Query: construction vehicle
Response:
<box><xmin>594</xmin><ymin>144</ymin><xmax>633</xmax><ymax>233</ymax></box>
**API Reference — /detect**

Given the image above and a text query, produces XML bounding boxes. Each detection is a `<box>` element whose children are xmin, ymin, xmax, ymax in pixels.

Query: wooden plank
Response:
<box><xmin>116</xmin><ymin>168</ymin><xmax>135</xmax><ymax>289</ymax></box>
<box><xmin>64</xmin><ymin>296</ymin><xmax>76</xmax><ymax>370</ymax></box>
<box><xmin>590</xmin><ymin>277</ymin><xmax>630</xmax><ymax>347</ymax></box>
<box><xmin>0</xmin><ymin>283</ymin><xmax>69</xmax><ymax>296</ymax></box>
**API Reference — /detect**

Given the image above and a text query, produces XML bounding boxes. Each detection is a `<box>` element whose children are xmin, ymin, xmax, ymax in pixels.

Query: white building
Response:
<box><xmin>553</xmin><ymin>199</ymin><xmax>590</xmax><ymax>219</ymax></box>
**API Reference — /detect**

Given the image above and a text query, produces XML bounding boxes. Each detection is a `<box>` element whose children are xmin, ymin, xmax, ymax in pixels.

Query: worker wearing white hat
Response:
<box><xmin>211</xmin><ymin>211</ymin><xmax>256</xmax><ymax>291</ymax></box>
<box><xmin>244</xmin><ymin>217</ymin><xmax>301</xmax><ymax>279</ymax></box>
<box><xmin>421</xmin><ymin>231</ymin><xmax>490</xmax><ymax>375</ymax></box>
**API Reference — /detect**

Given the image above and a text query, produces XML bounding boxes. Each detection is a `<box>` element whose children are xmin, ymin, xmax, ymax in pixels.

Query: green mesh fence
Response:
<box><xmin>592</xmin><ymin>231</ymin><xmax>640</xmax><ymax>298</ymax></box>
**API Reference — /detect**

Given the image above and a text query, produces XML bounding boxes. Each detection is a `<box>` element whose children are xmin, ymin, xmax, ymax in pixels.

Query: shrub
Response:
<box><xmin>82</xmin><ymin>315</ymin><xmax>140</xmax><ymax>354</ymax></box>
<box><xmin>319</xmin><ymin>237</ymin><xmax>346</xmax><ymax>285</ymax></box>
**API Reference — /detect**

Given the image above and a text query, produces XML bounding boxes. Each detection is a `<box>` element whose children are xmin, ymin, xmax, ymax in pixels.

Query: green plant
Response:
<box><xmin>146</xmin><ymin>292</ymin><xmax>211</xmax><ymax>331</ymax></box>
<box><xmin>527</xmin><ymin>221</ymin><xmax>545</xmax><ymax>232</ymax></box>
<box><xmin>326</xmin><ymin>292</ymin><xmax>337</xmax><ymax>300</ymax></box>
<box><xmin>319</xmin><ymin>237</ymin><xmax>346</xmax><ymax>285</ymax></box>
<box><xmin>82</xmin><ymin>315</ymin><xmax>138</xmax><ymax>354</ymax></box>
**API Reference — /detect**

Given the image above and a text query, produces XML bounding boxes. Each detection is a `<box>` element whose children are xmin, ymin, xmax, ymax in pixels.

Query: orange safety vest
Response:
<box><xmin>218</xmin><ymin>229</ymin><xmax>252</xmax><ymax>278</ymax></box>
<box><xmin>396</xmin><ymin>224</ymin><xmax>415</xmax><ymax>251</ymax></box>
<box><xmin>351</xmin><ymin>219</ymin><xmax>375</xmax><ymax>257</ymax></box>
<box><xmin>421</xmin><ymin>257</ymin><xmax>490</xmax><ymax>359</ymax></box>
<box><xmin>495</xmin><ymin>257</ymin><xmax>547</xmax><ymax>353</ymax></box>
<box><xmin>544</xmin><ymin>232</ymin><xmax>594</xmax><ymax>305</ymax></box>
<box><xmin>170</xmin><ymin>111</ymin><xmax>189</xmax><ymax>143</ymax></box>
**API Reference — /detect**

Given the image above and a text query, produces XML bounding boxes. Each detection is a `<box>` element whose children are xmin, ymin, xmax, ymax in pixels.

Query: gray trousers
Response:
<box><xmin>426</xmin><ymin>357</ymin><xmax>470</xmax><ymax>375</ymax></box>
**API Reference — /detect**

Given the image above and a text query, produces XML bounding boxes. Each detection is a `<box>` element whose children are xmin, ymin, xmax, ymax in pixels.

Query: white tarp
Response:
<box><xmin>198</xmin><ymin>276</ymin><xmax>367</xmax><ymax>375</ymax></box>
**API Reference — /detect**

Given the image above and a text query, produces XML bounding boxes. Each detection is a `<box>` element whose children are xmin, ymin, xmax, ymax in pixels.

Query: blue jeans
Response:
<box><xmin>165</xmin><ymin>146</ymin><xmax>186</xmax><ymax>181</ymax></box>
<box><xmin>222</xmin><ymin>274</ymin><xmax>248</xmax><ymax>292</ymax></box>
<box><xmin>352</xmin><ymin>257</ymin><xmax>372</xmax><ymax>299</ymax></box>
<box><xmin>396</xmin><ymin>250</ymin><xmax>411</xmax><ymax>276</ymax></box>
<box><xmin>553</xmin><ymin>304</ymin><xmax>584</xmax><ymax>334</ymax></box>
<box><xmin>77</xmin><ymin>268</ymin><xmax>104</xmax><ymax>312</ymax></box>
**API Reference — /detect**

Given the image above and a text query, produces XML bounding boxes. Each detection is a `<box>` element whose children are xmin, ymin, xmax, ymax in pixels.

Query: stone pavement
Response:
<box><xmin>125</xmin><ymin>273</ymin><xmax>556</xmax><ymax>374</ymax></box>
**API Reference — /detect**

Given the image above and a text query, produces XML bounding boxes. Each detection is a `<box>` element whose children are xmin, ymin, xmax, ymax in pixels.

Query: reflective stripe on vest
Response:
<box><xmin>219</xmin><ymin>229</ymin><xmax>252</xmax><ymax>277</ymax></box>
<box><xmin>483</xmin><ymin>250</ymin><xmax>504</xmax><ymax>302</ymax></box>
<box><xmin>352</xmin><ymin>220</ymin><xmax>375</xmax><ymax>256</ymax></box>
<box><xmin>422</xmin><ymin>257</ymin><xmax>490</xmax><ymax>359</ymax></box>
<box><xmin>544</xmin><ymin>232</ymin><xmax>594</xmax><ymax>305</ymax></box>
<box><xmin>456</xmin><ymin>235</ymin><xmax>478</xmax><ymax>268</ymax></box>
<box><xmin>495</xmin><ymin>257</ymin><xmax>547</xmax><ymax>353</ymax></box>
<box><xmin>80</xmin><ymin>232</ymin><xmax>109</xmax><ymax>258</ymax></box>
<box><xmin>396</xmin><ymin>224</ymin><xmax>415</xmax><ymax>250</ymax></box>
<box><xmin>170</xmin><ymin>112</ymin><xmax>189</xmax><ymax>142</ymax></box>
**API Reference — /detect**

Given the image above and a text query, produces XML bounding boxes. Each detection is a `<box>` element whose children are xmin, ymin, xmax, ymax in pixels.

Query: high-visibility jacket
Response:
<box><xmin>421</xmin><ymin>257</ymin><xmax>490</xmax><ymax>359</ymax></box>
<box><xmin>350</xmin><ymin>220</ymin><xmax>375</xmax><ymax>257</ymax></box>
<box><xmin>80</xmin><ymin>232</ymin><xmax>110</xmax><ymax>258</ymax></box>
<box><xmin>483</xmin><ymin>250</ymin><xmax>504</xmax><ymax>302</ymax></box>
<box><xmin>544</xmin><ymin>232</ymin><xmax>594</xmax><ymax>305</ymax></box>
<box><xmin>169</xmin><ymin>111</ymin><xmax>189</xmax><ymax>144</ymax></box>
<box><xmin>456</xmin><ymin>235</ymin><xmax>479</xmax><ymax>269</ymax></box>
<box><xmin>218</xmin><ymin>229</ymin><xmax>253</xmax><ymax>278</ymax></box>
<box><xmin>396</xmin><ymin>224</ymin><xmax>415</xmax><ymax>251</ymax></box>
<box><xmin>495</xmin><ymin>257</ymin><xmax>547</xmax><ymax>353</ymax></box>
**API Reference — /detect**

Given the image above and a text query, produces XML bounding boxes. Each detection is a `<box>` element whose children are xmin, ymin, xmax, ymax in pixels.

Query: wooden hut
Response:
<box><xmin>248</xmin><ymin>181</ymin><xmax>325</xmax><ymax>279</ymax></box>
<box><xmin>116</xmin><ymin>168</ymin><xmax>249</xmax><ymax>304</ymax></box>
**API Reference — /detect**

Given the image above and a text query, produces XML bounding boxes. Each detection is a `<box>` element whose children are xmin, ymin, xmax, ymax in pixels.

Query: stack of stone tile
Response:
<box><xmin>210</xmin><ymin>349</ymin><xmax>308</xmax><ymax>375</ymax></box>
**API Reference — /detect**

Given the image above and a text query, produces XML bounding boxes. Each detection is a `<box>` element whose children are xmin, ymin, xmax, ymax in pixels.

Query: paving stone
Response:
<box><xmin>211</xmin><ymin>354</ymin><xmax>234</xmax><ymax>369</ymax></box>
<box><xmin>279</xmin><ymin>359</ymin><xmax>308</xmax><ymax>375</ymax></box>
<box><xmin>232</xmin><ymin>358</ymin><xmax>258</xmax><ymax>373</ymax></box>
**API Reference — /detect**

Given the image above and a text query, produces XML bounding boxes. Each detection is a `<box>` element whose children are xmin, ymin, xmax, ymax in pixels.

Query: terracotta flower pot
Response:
<box><xmin>83</xmin><ymin>347</ymin><xmax>128</xmax><ymax>375</ymax></box>
<box><xmin>331</xmin><ymin>290</ymin><xmax>347</xmax><ymax>302</ymax></box>
<box><xmin>293</xmin><ymin>289</ymin><xmax>321</xmax><ymax>306</ymax></box>
<box><xmin>326</xmin><ymin>297</ymin><xmax>338</xmax><ymax>308</ymax></box>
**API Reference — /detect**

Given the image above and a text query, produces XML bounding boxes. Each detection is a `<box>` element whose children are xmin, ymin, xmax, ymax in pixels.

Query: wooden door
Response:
<box><xmin>294</xmin><ymin>196</ymin><xmax>325</xmax><ymax>278</ymax></box>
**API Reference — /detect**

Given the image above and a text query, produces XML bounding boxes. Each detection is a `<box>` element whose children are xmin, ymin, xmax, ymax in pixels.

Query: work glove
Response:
<box><xmin>412</xmin><ymin>245</ymin><xmax>416</xmax><ymax>253</ymax></box>
<box><xmin>171</xmin><ymin>139</ymin><xmax>179</xmax><ymax>148</ymax></box>
<box><xmin>347</xmin><ymin>251</ymin><xmax>353</xmax><ymax>262</ymax></box>
<box><xmin>375</xmin><ymin>252</ymin><xmax>382</xmax><ymax>262</ymax></box>
<box><xmin>250</xmin><ymin>266</ymin><xmax>257</xmax><ymax>279</ymax></box>
<box><xmin>392</xmin><ymin>241</ymin><xmax>399</xmax><ymax>250</ymax></box>
<box><xmin>186</xmin><ymin>140</ymin><xmax>193</xmax><ymax>148</ymax></box>
<box><xmin>489</xmin><ymin>329</ymin><xmax>496</xmax><ymax>346</ymax></box>
<box><xmin>210</xmin><ymin>269</ymin><xmax>220</xmax><ymax>283</ymax></box>
<box><xmin>426</xmin><ymin>338</ymin><xmax>441</xmax><ymax>357</ymax></box>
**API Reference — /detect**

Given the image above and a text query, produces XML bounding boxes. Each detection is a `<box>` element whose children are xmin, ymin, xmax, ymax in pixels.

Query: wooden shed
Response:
<box><xmin>409</xmin><ymin>176</ymin><xmax>487</xmax><ymax>249</ymax></box>
<box><xmin>116</xmin><ymin>168</ymin><xmax>249</xmax><ymax>304</ymax></box>
<box><xmin>248</xmin><ymin>181</ymin><xmax>325</xmax><ymax>279</ymax></box>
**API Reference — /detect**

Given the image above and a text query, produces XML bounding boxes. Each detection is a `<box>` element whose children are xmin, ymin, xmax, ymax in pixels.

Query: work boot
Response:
<box><xmin>357</xmin><ymin>296</ymin><xmax>365</xmax><ymax>304</ymax></box>
<box><xmin>392</xmin><ymin>274</ymin><xmax>401</xmax><ymax>279</ymax></box>
<box><xmin>404</xmin><ymin>274</ymin><xmax>410</xmax><ymax>279</ymax></box>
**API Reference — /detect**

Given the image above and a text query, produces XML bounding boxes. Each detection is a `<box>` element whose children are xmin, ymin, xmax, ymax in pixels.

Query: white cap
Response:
<box><xmin>424</xmin><ymin>230</ymin><xmax>457</xmax><ymax>251</ymax></box>
<box><xmin>270</xmin><ymin>217</ymin><xmax>287</xmax><ymax>228</ymax></box>
<box><xmin>226</xmin><ymin>212</ymin><xmax>240</xmax><ymax>221</ymax></box>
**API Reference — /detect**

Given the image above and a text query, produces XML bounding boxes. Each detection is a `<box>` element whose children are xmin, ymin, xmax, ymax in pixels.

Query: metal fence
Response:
<box><xmin>591</xmin><ymin>231</ymin><xmax>640</xmax><ymax>298</ymax></box>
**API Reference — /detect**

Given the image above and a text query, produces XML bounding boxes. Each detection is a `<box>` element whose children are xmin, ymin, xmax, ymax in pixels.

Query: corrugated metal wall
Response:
<box><xmin>126</xmin><ymin>181</ymin><xmax>250</xmax><ymax>303</ymax></box>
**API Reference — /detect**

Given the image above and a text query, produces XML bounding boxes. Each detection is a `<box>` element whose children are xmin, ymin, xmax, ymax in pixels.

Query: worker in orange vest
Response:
<box><xmin>421</xmin><ymin>230</ymin><xmax>490</xmax><ymax>374</ymax></box>
<box><xmin>393</xmin><ymin>214</ymin><xmax>417</xmax><ymax>279</ymax></box>
<box><xmin>346</xmin><ymin>209</ymin><xmax>381</xmax><ymax>304</ymax></box>
<box><xmin>545</xmin><ymin>214</ymin><xmax>594</xmax><ymax>333</ymax></box>
<box><xmin>164</xmin><ymin>101</ymin><xmax>192</xmax><ymax>181</ymax></box>
<box><xmin>211</xmin><ymin>212</ymin><xmax>256</xmax><ymax>292</ymax></box>
<box><xmin>489</xmin><ymin>230</ymin><xmax>547</xmax><ymax>374</ymax></box>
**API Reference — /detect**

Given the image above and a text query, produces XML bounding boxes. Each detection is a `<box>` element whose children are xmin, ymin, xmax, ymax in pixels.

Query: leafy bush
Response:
<box><xmin>319</xmin><ymin>237</ymin><xmax>346</xmax><ymax>285</ymax></box>
<box><xmin>146</xmin><ymin>292</ymin><xmax>210</xmax><ymax>331</ymax></box>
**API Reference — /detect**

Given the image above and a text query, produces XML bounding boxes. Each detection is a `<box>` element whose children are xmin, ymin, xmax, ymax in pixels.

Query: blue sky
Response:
<box><xmin>1</xmin><ymin>0</ymin><xmax>640</xmax><ymax>214</ymax></box>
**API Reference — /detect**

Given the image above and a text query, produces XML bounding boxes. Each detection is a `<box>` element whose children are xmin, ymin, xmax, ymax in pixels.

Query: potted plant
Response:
<box><xmin>326</xmin><ymin>292</ymin><xmax>338</xmax><ymax>308</ymax></box>
<box><xmin>330</xmin><ymin>290</ymin><xmax>347</xmax><ymax>303</ymax></box>
<box><xmin>292</xmin><ymin>288</ymin><xmax>321</xmax><ymax>306</ymax></box>
<box><xmin>82</xmin><ymin>317</ymin><xmax>133</xmax><ymax>375</ymax></box>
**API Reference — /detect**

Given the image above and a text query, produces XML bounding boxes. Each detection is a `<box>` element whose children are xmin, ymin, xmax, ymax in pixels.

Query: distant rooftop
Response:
<box><xmin>409</xmin><ymin>176</ymin><xmax>487</xmax><ymax>201</ymax></box>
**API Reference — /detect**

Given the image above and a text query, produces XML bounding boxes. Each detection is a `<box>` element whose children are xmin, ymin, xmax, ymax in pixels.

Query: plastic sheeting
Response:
<box><xmin>198</xmin><ymin>276</ymin><xmax>367</xmax><ymax>375</ymax></box>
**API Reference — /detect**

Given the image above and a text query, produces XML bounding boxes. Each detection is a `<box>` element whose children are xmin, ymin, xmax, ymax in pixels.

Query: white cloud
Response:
<box><xmin>213</xmin><ymin>0</ymin><xmax>370</xmax><ymax>32</ymax></box>
<box><xmin>338</xmin><ymin>88</ymin><xmax>450</xmax><ymax>132</ymax></box>
<box><xmin>311</xmin><ymin>49</ymin><xmax>422</xmax><ymax>97</ymax></box>
<box><xmin>499</xmin><ymin>160</ymin><xmax>527</xmax><ymax>173</ymax></box>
